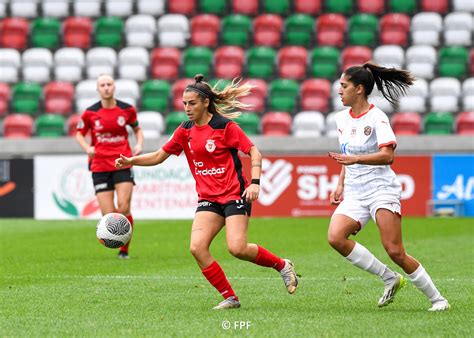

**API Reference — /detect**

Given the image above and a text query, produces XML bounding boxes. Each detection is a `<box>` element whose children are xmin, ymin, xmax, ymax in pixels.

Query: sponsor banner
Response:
<box><xmin>433</xmin><ymin>154</ymin><xmax>474</xmax><ymax>216</ymax></box>
<box><xmin>242</xmin><ymin>155</ymin><xmax>431</xmax><ymax>217</ymax></box>
<box><xmin>0</xmin><ymin>159</ymin><xmax>34</xmax><ymax>217</ymax></box>
<box><xmin>34</xmin><ymin>155</ymin><xmax>197</xmax><ymax>220</ymax></box>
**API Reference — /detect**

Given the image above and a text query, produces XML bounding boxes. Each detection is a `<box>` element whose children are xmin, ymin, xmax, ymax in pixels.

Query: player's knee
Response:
<box><xmin>116</xmin><ymin>202</ymin><xmax>130</xmax><ymax>215</ymax></box>
<box><xmin>327</xmin><ymin>232</ymin><xmax>345</xmax><ymax>250</ymax></box>
<box><xmin>386</xmin><ymin>245</ymin><xmax>406</xmax><ymax>263</ymax></box>
<box><xmin>227</xmin><ymin>243</ymin><xmax>247</xmax><ymax>259</ymax></box>
<box><xmin>189</xmin><ymin>243</ymin><xmax>206</xmax><ymax>258</ymax></box>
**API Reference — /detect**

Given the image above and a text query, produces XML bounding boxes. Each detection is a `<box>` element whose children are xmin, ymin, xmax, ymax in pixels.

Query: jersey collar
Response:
<box><xmin>349</xmin><ymin>104</ymin><xmax>374</xmax><ymax>119</ymax></box>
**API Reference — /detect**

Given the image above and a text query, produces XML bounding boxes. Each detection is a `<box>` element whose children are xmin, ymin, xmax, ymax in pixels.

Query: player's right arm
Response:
<box><xmin>115</xmin><ymin>149</ymin><xmax>171</xmax><ymax>168</ymax></box>
<box><xmin>75</xmin><ymin>131</ymin><xmax>95</xmax><ymax>157</ymax></box>
<box><xmin>330</xmin><ymin>166</ymin><xmax>345</xmax><ymax>205</ymax></box>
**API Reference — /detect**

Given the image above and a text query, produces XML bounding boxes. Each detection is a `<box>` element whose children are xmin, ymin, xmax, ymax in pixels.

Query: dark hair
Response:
<box><xmin>184</xmin><ymin>74</ymin><xmax>254</xmax><ymax>119</ymax></box>
<box><xmin>344</xmin><ymin>62</ymin><xmax>415</xmax><ymax>107</ymax></box>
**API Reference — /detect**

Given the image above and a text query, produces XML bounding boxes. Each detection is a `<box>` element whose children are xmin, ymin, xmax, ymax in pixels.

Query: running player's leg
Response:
<box><xmin>375</xmin><ymin>208</ymin><xmax>449</xmax><ymax>311</ymax></box>
<box><xmin>93</xmin><ymin>171</ymin><xmax>116</xmax><ymax>214</ymax></box>
<box><xmin>115</xmin><ymin>181</ymin><xmax>134</xmax><ymax>257</ymax></box>
<box><xmin>96</xmin><ymin>190</ymin><xmax>115</xmax><ymax>214</ymax></box>
<box><xmin>190</xmin><ymin>210</ymin><xmax>239</xmax><ymax>309</ymax></box>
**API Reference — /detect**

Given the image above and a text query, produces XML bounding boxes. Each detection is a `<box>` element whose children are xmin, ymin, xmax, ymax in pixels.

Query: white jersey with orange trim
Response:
<box><xmin>335</xmin><ymin>104</ymin><xmax>401</xmax><ymax>200</ymax></box>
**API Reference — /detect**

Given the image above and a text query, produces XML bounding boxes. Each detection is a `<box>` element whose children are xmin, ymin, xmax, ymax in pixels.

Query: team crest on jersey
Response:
<box><xmin>205</xmin><ymin>139</ymin><xmax>216</xmax><ymax>152</ymax></box>
<box><xmin>94</xmin><ymin>119</ymin><xmax>103</xmax><ymax>130</ymax></box>
<box><xmin>364</xmin><ymin>126</ymin><xmax>372</xmax><ymax>136</ymax></box>
<box><xmin>351</xmin><ymin>127</ymin><xmax>357</xmax><ymax>136</ymax></box>
<box><xmin>117</xmin><ymin>116</ymin><xmax>126</xmax><ymax>127</ymax></box>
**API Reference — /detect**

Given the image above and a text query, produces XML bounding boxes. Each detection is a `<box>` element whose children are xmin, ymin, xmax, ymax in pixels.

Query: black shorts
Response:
<box><xmin>92</xmin><ymin>169</ymin><xmax>135</xmax><ymax>194</ymax></box>
<box><xmin>196</xmin><ymin>199</ymin><xmax>252</xmax><ymax>218</ymax></box>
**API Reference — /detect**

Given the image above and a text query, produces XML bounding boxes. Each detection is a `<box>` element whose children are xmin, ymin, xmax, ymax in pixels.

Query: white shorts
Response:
<box><xmin>332</xmin><ymin>194</ymin><xmax>401</xmax><ymax>233</ymax></box>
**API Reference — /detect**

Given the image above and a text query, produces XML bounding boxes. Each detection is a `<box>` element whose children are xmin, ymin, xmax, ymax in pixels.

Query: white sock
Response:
<box><xmin>345</xmin><ymin>242</ymin><xmax>397</xmax><ymax>283</ymax></box>
<box><xmin>408</xmin><ymin>264</ymin><xmax>444</xmax><ymax>303</ymax></box>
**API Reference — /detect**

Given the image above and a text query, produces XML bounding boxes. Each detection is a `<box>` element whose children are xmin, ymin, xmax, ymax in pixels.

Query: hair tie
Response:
<box><xmin>186</xmin><ymin>85</ymin><xmax>212</xmax><ymax>99</ymax></box>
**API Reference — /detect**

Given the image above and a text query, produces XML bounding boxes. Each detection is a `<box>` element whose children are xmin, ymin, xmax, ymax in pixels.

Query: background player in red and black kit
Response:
<box><xmin>76</xmin><ymin>74</ymin><xmax>144</xmax><ymax>259</ymax></box>
<box><xmin>115</xmin><ymin>74</ymin><xmax>298</xmax><ymax>309</ymax></box>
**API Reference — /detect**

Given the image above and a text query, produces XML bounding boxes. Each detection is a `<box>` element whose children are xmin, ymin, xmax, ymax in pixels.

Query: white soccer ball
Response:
<box><xmin>96</xmin><ymin>213</ymin><xmax>132</xmax><ymax>248</ymax></box>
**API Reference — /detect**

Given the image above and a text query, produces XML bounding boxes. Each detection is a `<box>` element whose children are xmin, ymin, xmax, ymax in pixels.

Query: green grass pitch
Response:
<box><xmin>1</xmin><ymin>217</ymin><xmax>472</xmax><ymax>336</ymax></box>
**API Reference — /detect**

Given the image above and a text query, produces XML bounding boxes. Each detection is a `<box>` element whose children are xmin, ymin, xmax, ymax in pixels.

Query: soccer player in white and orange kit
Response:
<box><xmin>116</xmin><ymin>74</ymin><xmax>298</xmax><ymax>310</ymax></box>
<box><xmin>327</xmin><ymin>63</ymin><xmax>450</xmax><ymax>311</ymax></box>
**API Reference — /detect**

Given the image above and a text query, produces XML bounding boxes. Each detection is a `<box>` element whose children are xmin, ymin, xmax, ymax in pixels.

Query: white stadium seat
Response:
<box><xmin>125</xmin><ymin>15</ymin><xmax>157</xmax><ymax>48</ymax></box>
<box><xmin>444</xmin><ymin>12</ymin><xmax>473</xmax><ymax>46</ymax></box>
<box><xmin>105</xmin><ymin>0</ymin><xmax>133</xmax><ymax>17</ymax></box>
<box><xmin>74</xmin><ymin>0</ymin><xmax>102</xmax><ymax>18</ymax></box>
<box><xmin>54</xmin><ymin>48</ymin><xmax>85</xmax><ymax>83</ymax></box>
<box><xmin>430</xmin><ymin>78</ymin><xmax>461</xmax><ymax>113</ymax></box>
<box><xmin>0</xmin><ymin>1</ymin><xmax>7</xmax><ymax>18</ymax></box>
<box><xmin>137</xmin><ymin>111</ymin><xmax>164</xmax><ymax>138</ymax></box>
<box><xmin>293</xmin><ymin>111</ymin><xmax>325</xmax><ymax>137</ymax></box>
<box><xmin>325</xmin><ymin>111</ymin><xmax>339</xmax><ymax>137</ymax></box>
<box><xmin>86</xmin><ymin>47</ymin><xmax>117</xmax><ymax>79</ymax></box>
<box><xmin>411</xmin><ymin>13</ymin><xmax>443</xmax><ymax>46</ymax></box>
<box><xmin>42</xmin><ymin>0</ymin><xmax>69</xmax><ymax>18</ymax></box>
<box><xmin>369</xmin><ymin>89</ymin><xmax>394</xmax><ymax>114</ymax></box>
<box><xmin>157</xmin><ymin>15</ymin><xmax>189</xmax><ymax>48</ymax></box>
<box><xmin>118</xmin><ymin>47</ymin><xmax>149</xmax><ymax>81</ymax></box>
<box><xmin>114</xmin><ymin>79</ymin><xmax>140</xmax><ymax>106</ymax></box>
<box><xmin>373</xmin><ymin>45</ymin><xmax>405</xmax><ymax>69</ymax></box>
<box><xmin>76</xmin><ymin>79</ymin><xmax>99</xmax><ymax>112</ymax></box>
<box><xmin>22</xmin><ymin>48</ymin><xmax>53</xmax><ymax>83</ymax></box>
<box><xmin>137</xmin><ymin>0</ymin><xmax>165</xmax><ymax>16</ymax></box>
<box><xmin>0</xmin><ymin>48</ymin><xmax>21</xmax><ymax>83</ymax></box>
<box><xmin>10</xmin><ymin>0</ymin><xmax>38</xmax><ymax>18</ymax></box>
<box><xmin>453</xmin><ymin>0</ymin><xmax>474</xmax><ymax>12</ymax></box>
<box><xmin>406</xmin><ymin>45</ymin><xmax>437</xmax><ymax>80</ymax></box>
<box><xmin>398</xmin><ymin>79</ymin><xmax>428</xmax><ymax>113</ymax></box>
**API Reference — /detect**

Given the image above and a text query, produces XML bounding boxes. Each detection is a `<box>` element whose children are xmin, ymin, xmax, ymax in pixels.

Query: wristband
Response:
<box><xmin>251</xmin><ymin>179</ymin><xmax>260</xmax><ymax>185</ymax></box>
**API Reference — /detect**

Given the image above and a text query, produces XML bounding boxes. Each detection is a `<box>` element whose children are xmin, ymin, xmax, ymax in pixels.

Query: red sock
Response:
<box><xmin>119</xmin><ymin>214</ymin><xmax>134</xmax><ymax>253</ymax></box>
<box><xmin>253</xmin><ymin>245</ymin><xmax>285</xmax><ymax>271</ymax></box>
<box><xmin>201</xmin><ymin>261</ymin><xmax>237</xmax><ymax>300</ymax></box>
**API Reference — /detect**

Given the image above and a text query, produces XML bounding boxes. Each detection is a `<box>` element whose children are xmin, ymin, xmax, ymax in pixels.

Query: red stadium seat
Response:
<box><xmin>231</xmin><ymin>0</ymin><xmax>258</xmax><ymax>15</ymax></box>
<box><xmin>191</xmin><ymin>15</ymin><xmax>220</xmax><ymax>48</ymax></box>
<box><xmin>151</xmin><ymin>48</ymin><xmax>181</xmax><ymax>80</ymax></box>
<box><xmin>254</xmin><ymin>14</ymin><xmax>283</xmax><ymax>48</ymax></box>
<box><xmin>470</xmin><ymin>50</ymin><xmax>474</xmax><ymax>76</ymax></box>
<box><xmin>278</xmin><ymin>46</ymin><xmax>308</xmax><ymax>80</ymax></box>
<box><xmin>294</xmin><ymin>0</ymin><xmax>322</xmax><ymax>14</ymax></box>
<box><xmin>67</xmin><ymin>114</ymin><xmax>82</xmax><ymax>136</ymax></box>
<box><xmin>261</xmin><ymin>112</ymin><xmax>292</xmax><ymax>136</ymax></box>
<box><xmin>3</xmin><ymin>114</ymin><xmax>34</xmax><ymax>138</ymax></box>
<box><xmin>172</xmin><ymin>78</ymin><xmax>194</xmax><ymax>110</ymax></box>
<box><xmin>380</xmin><ymin>14</ymin><xmax>410</xmax><ymax>46</ymax></box>
<box><xmin>341</xmin><ymin>46</ymin><xmax>372</xmax><ymax>71</ymax></box>
<box><xmin>0</xmin><ymin>83</ymin><xmax>11</xmax><ymax>117</ymax></box>
<box><xmin>300</xmin><ymin>79</ymin><xmax>331</xmax><ymax>113</ymax></box>
<box><xmin>0</xmin><ymin>18</ymin><xmax>29</xmax><ymax>50</ymax></box>
<box><xmin>239</xmin><ymin>78</ymin><xmax>268</xmax><ymax>113</ymax></box>
<box><xmin>456</xmin><ymin>111</ymin><xmax>474</xmax><ymax>135</ymax></box>
<box><xmin>357</xmin><ymin>0</ymin><xmax>384</xmax><ymax>14</ymax></box>
<box><xmin>391</xmin><ymin>112</ymin><xmax>422</xmax><ymax>135</ymax></box>
<box><xmin>214</xmin><ymin>46</ymin><xmax>245</xmax><ymax>79</ymax></box>
<box><xmin>316</xmin><ymin>14</ymin><xmax>346</xmax><ymax>47</ymax></box>
<box><xmin>44</xmin><ymin>82</ymin><xmax>74</xmax><ymax>115</ymax></box>
<box><xmin>63</xmin><ymin>17</ymin><xmax>92</xmax><ymax>49</ymax></box>
<box><xmin>421</xmin><ymin>0</ymin><xmax>448</xmax><ymax>13</ymax></box>
<box><xmin>168</xmin><ymin>0</ymin><xmax>196</xmax><ymax>15</ymax></box>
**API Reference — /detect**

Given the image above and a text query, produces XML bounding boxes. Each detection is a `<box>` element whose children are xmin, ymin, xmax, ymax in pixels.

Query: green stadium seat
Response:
<box><xmin>36</xmin><ymin>114</ymin><xmax>65</xmax><ymax>137</ymax></box>
<box><xmin>263</xmin><ymin>0</ymin><xmax>290</xmax><ymax>15</ymax></box>
<box><xmin>348</xmin><ymin>14</ymin><xmax>378</xmax><ymax>46</ymax></box>
<box><xmin>200</xmin><ymin>0</ymin><xmax>227</xmax><ymax>15</ymax></box>
<box><xmin>268</xmin><ymin>79</ymin><xmax>299</xmax><ymax>113</ymax></box>
<box><xmin>310</xmin><ymin>47</ymin><xmax>340</xmax><ymax>79</ymax></box>
<box><xmin>424</xmin><ymin>112</ymin><xmax>454</xmax><ymax>135</ymax></box>
<box><xmin>183</xmin><ymin>47</ymin><xmax>213</xmax><ymax>78</ymax></box>
<box><xmin>221</xmin><ymin>15</ymin><xmax>252</xmax><ymax>46</ymax></box>
<box><xmin>165</xmin><ymin>111</ymin><xmax>188</xmax><ymax>134</ymax></box>
<box><xmin>12</xmin><ymin>83</ymin><xmax>42</xmax><ymax>115</ymax></box>
<box><xmin>247</xmin><ymin>47</ymin><xmax>276</xmax><ymax>79</ymax></box>
<box><xmin>95</xmin><ymin>17</ymin><xmax>124</xmax><ymax>48</ymax></box>
<box><xmin>284</xmin><ymin>14</ymin><xmax>314</xmax><ymax>46</ymax></box>
<box><xmin>31</xmin><ymin>18</ymin><xmax>61</xmax><ymax>49</ymax></box>
<box><xmin>326</xmin><ymin>0</ymin><xmax>353</xmax><ymax>14</ymax></box>
<box><xmin>141</xmin><ymin>80</ymin><xmax>171</xmax><ymax>112</ymax></box>
<box><xmin>234</xmin><ymin>112</ymin><xmax>260</xmax><ymax>135</ymax></box>
<box><xmin>388</xmin><ymin>0</ymin><xmax>416</xmax><ymax>14</ymax></box>
<box><xmin>439</xmin><ymin>47</ymin><xmax>469</xmax><ymax>78</ymax></box>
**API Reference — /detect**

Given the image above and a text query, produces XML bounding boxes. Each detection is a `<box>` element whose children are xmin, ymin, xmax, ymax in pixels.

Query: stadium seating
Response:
<box><xmin>231</xmin><ymin>0</ymin><xmax>258</xmax><ymax>15</ymax></box>
<box><xmin>421</xmin><ymin>0</ymin><xmax>448</xmax><ymax>13</ymax></box>
<box><xmin>471</xmin><ymin>50</ymin><xmax>474</xmax><ymax>76</ymax></box>
<box><xmin>76</xmin><ymin>79</ymin><xmax>99</xmax><ymax>113</ymax></box>
<box><xmin>239</xmin><ymin>78</ymin><xmax>267</xmax><ymax>113</ymax></box>
<box><xmin>200</xmin><ymin>0</ymin><xmax>227</xmax><ymax>15</ymax></box>
<box><xmin>284</xmin><ymin>14</ymin><xmax>314</xmax><ymax>46</ymax></box>
<box><xmin>169</xmin><ymin>0</ymin><xmax>196</xmax><ymax>15</ymax></box>
<box><xmin>341</xmin><ymin>46</ymin><xmax>372</xmax><ymax>71</ymax></box>
<box><xmin>261</xmin><ymin>112</ymin><xmax>292</xmax><ymax>136</ymax></box>
<box><xmin>191</xmin><ymin>14</ymin><xmax>220</xmax><ymax>48</ymax></box>
<box><xmin>137</xmin><ymin>111</ymin><xmax>164</xmax><ymax>138</ymax></box>
<box><xmin>42</xmin><ymin>0</ymin><xmax>69</xmax><ymax>18</ymax></box>
<box><xmin>348</xmin><ymin>14</ymin><xmax>378</xmax><ymax>46</ymax></box>
<box><xmin>374</xmin><ymin>45</ymin><xmax>404</xmax><ymax>69</ymax></box>
<box><xmin>293</xmin><ymin>111</ymin><xmax>325</xmax><ymax>137</ymax></box>
<box><xmin>325</xmin><ymin>111</ymin><xmax>338</xmax><ymax>137</ymax></box>
<box><xmin>172</xmin><ymin>79</ymin><xmax>194</xmax><ymax>111</ymax></box>
<box><xmin>406</xmin><ymin>45</ymin><xmax>437</xmax><ymax>79</ymax></box>
<box><xmin>10</xmin><ymin>0</ymin><xmax>38</xmax><ymax>18</ymax></box>
<box><xmin>95</xmin><ymin>17</ymin><xmax>124</xmax><ymax>48</ymax></box>
<box><xmin>424</xmin><ymin>112</ymin><xmax>454</xmax><ymax>135</ymax></box>
<box><xmin>316</xmin><ymin>14</ymin><xmax>346</xmax><ymax>47</ymax></box>
<box><xmin>54</xmin><ymin>48</ymin><xmax>85</xmax><ymax>83</ymax></box>
<box><xmin>453</xmin><ymin>0</ymin><xmax>474</xmax><ymax>11</ymax></box>
<box><xmin>63</xmin><ymin>17</ymin><xmax>93</xmax><ymax>49</ymax></box>
<box><xmin>221</xmin><ymin>15</ymin><xmax>251</xmax><ymax>46</ymax></box>
<box><xmin>278</xmin><ymin>47</ymin><xmax>308</xmax><ymax>80</ymax></box>
<box><xmin>247</xmin><ymin>47</ymin><xmax>276</xmax><ymax>79</ymax></box>
<box><xmin>358</xmin><ymin>0</ymin><xmax>385</xmax><ymax>14</ymax></box>
<box><xmin>398</xmin><ymin>79</ymin><xmax>428</xmax><ymax>113</ymax></box>
<box><xmin>0</xmin><ymin>48</ymin><xmax>21</xmax><ymax>83</ymax></box>
<box><xmin>36</xmin><ymin>114</ymin><xmax>65</xmax><ymax>137</ymax></box>
<box><xmin>67</xmin><ymin>114</ymin><xmax>82</xmax><ymax>136</ymax></box>
<box><xmin>430</xmin><ymin>77</ymin><xmax>461</xmax><ymax>113</ymax></box>
<box><xmin>462</xmin><ymin>78</ymin><xmax>474</xmax><ymax>111</ymax></box>
<box><xmin>263</xmin><ymin>0</ymin><xmax>290</xmax><ymax>15</ymax></box>
<box><xmin>125</xmin><ymin>15</ymin><xmax>156</xmax><ymax>49</ymax></box>
<box><xmin>157</xmin><ymin>14</ymin><xmax>189</xmax><ymax>48</ymax></box>
<box><xmin>214</xmin><ymin>46</ymin><xmax>245</xmax><ymax>79</ymax></box>
<box><xmin>294</xmin><ymin>0</ymin><xmax>322</xmax><ymax>14</ymax></box>
<box><xmin>141</xmin><ymin>80</ymin><xmax>171</xmax><ymax>112</ymax></box>
<box><xmin>137</xmin><ymin>0</ymin><xmax>165</xmax><ymax>16</ymax></box>
<box><xmin>31</xmin><ymin>18</ymin><xmax>61</xmax><ymax>49</ymax></box>
<box><xmin>105</xmin><ymin>0</ymin><xmax>134</xmax><ymax>17</ymax></box>
<box><xmin>165</xmin><ymin>111</ymin><xmax>188</xmax><ymax>134</ymax></box>
<box><xmin>253</xmin><ymin>14</ymin><xmax>283</xmax><ymax>48</ymax></box>
<box><xmin>391</xmin><ymin>112</ymin><xmax>422</xmax><ymax>135</ymax></box>
<box><xmin>183</xmin><ymin>47</ymin><xmax>213</xmax><ymax>78</ymax></box>
<box><xmin>151</xmin><ymin>48</ymin><xmax>181</xmax><ymax>80</ymax></box>
<box><xmin>86</xmin><ymin>47</ymin><xmax>117</xmax><ymax>79</ymax></box>
<box><xmin>411</xmin><ymin>12</ymin><xmax>442</xmax><ymax>46</ymax></box>
<box><xmin>380</xmin><ymin>13</ymin><xmax>410</xmax><ymax>46</ymax></box>
<box><xmin>456</xmin><ymin>111</ymin><xmax>474</xmax><ymax>135</ymax></box>
<box><xmin>234</xmin><ymin>113</ymin><xmax>260</xmax><ymax>135</ymax></box>
<box><xmin>3</xmin><ymin>114</ymin><xmax>34</xmax><ymax>138</ymax></box>
<box><xmin>22</xmin><ymin>48</ymin><xmax>53</xmax><ymax>83</ymax></box>
<box><xmin>0</xmin><ymin>18</ymin><xmax>29</xmax><ymax>50</ymax></box>
<box><xmin>12</xmin><ymin>82</ymin><xmax>42</xmax><ymax>115</ymax></box>
<box><xmin>326</xmin><ymin>0</ymin><xmax>353</xmax><ymax>14</ymax></box>
<box><xmin>444</xmin><ymin>12</ymin><xmax>473</xmax><ymax>46</ymax></box>
<box><xmin>268</xmin><ymin>80</ymin><xmax>299</xmax><ymax>113</ymax></box>
<box><xmin>388</xmin><ymin>0</ymin><xmax>417</xmax><ymax>14</ymax></box>
<box><xmin>74</xmin><ymin>0</ymin><xmax>102</xmax><ymax>17</ymax></box>
<box><xmin>115</xmin><ymin>79</ymin><xmax>140</xmax><ymax>106</ymax></box>
<box><xmin>439</xmin><ymin>47</ymin><xmax>469</xmax><ymax>78</ymax></box>
<box><xmin>0</xmin><ymin>83</ymin><xmax>10</xmax><ymax>117</ymax></box>
<box><xmin>118</xmin><ymin>47</ymin><xmax>149</xmax><ymax>82</ymax></box>
<box><xmin>310</xmin><ymin>47</ymin><xmax>340</xmax><ymax>79</ymax></box>
<box><xmin>300</xmin><ymin>79</ymin><xmax>331</xmax><ymax>112</ymax></box>
<box><xmin>44</xmin><ymin>82</ymin><xmax>74</xmax><ymax>115</ymax></box>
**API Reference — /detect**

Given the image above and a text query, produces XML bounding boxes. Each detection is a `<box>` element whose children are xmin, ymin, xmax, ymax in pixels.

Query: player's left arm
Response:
<box><xmin>242</xmin><ymin>146</ymin><xmax>262</xmax><ymax>203</ymax></box>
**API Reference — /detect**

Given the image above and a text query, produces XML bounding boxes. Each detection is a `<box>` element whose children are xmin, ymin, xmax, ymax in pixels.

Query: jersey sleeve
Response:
<box><xmin>77</xmin><ymin>110</ymin><xmax>90</xmax><ymax>136</ymax></box>
<box><xmin>375</xmin><ymin>111</ymin><xmax>397</xmax><ymax>149</ymax></box>
<box><xmin>128</xmin><ymin>106</ymin><xmax>139</xmax><ymax>128</ymax></box>
<box><xmin>223</xmin><ymin>122</ymin><xmax>254</xmax><ymax>154</ymax></box>
<box><xmin>162</xmin><ymin>126</ymin><xmax>184</xmax><ymax>156</ymax></box>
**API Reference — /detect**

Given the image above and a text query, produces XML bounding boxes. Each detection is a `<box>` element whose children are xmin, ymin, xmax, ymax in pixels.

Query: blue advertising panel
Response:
<box><xmin>433</xmin><ymin>154</ymin><xmax>474</xmax><ymax>216</ymax></box>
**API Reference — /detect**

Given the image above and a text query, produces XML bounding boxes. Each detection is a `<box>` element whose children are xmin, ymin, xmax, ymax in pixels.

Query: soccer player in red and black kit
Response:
<box><xmin>76</xmin><ymin>74</ymin><xmax>144</xmax><ymax>259</ymax></box>
<box><xmin>115</xmin><ymin>74</ymin><xmax>298</xmax><ymax>309</ymax></box>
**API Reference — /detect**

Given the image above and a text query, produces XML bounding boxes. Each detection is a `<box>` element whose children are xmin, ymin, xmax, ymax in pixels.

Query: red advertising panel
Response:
<box><xmin>242</xmin><ymin>155</ymin><xmax>431</xmax><ymax>217</ymax></box>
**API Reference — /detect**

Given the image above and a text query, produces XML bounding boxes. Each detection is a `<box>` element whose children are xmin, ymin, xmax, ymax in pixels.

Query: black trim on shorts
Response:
<box><xmin>196</xmin><ymin>199</ymin><xmax>252</xmax><ymax>218</ymax></box>
<box><xmin>92</xmin><ymin>168</ymin><xmax>135</xmax><ymax>194</ymax></box>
